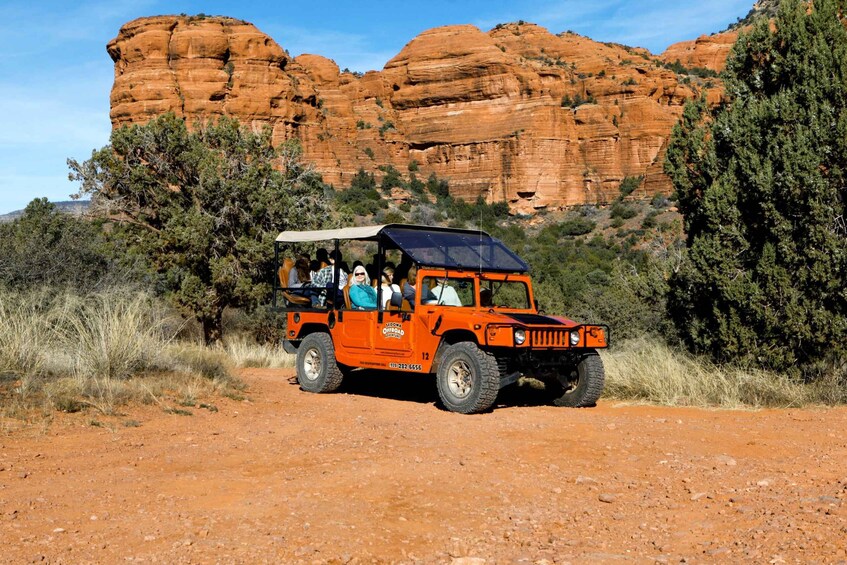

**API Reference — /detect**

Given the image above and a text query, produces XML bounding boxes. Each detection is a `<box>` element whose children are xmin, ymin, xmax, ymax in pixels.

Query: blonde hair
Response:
<box><xmin>352</xmin><ymin>267</ymin><xmax>370</xmax><ymax>286</ymax></box>
<box><xmin>381</xmin><ymin>266</ymin><xmax>394</xmax><ymax>284</ymax></box>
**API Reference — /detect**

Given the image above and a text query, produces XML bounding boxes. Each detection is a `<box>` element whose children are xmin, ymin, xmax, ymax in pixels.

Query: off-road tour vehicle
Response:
<box><xmin>274</xmin><ymin>224</ymin><xmax>608</xmax><ymax>414</ymax></box>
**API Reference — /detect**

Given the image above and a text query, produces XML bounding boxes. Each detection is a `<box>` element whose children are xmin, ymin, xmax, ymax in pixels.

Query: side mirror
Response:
<box><xmin>534</xmin><ymin>299</ymin><xmax>540</xmax><ymax>311</ymax></box>
<box><xmin>390</xmin><ymin>291</ymin><xmax>403</xmax><ymax>307</ymax></box>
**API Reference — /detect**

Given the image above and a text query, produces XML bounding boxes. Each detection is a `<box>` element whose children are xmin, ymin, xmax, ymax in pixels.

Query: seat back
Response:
<box><xmin>279</xmin><ymin>257</ymin><xmax>311</xmax><ymax>307</ymax></box>
<box><xmin>343</xmin><ymin>283</ymin><xmax>352</xmax><ymax>309</ymax></box>
<box><xmin>278</xmin><ymin>257</ymin><xmax>295</xmax><ymax>288</ymax></box>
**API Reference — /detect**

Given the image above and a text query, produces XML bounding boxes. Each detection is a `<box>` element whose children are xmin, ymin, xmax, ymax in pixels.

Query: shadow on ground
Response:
<box><xmin>338</xmin><ymin>369</ymin><xmax>437</xmax><ymax>405</ymax></box>
<box><xmin>320</xmin><ymin>370</ymin><xmax>556</xmax><ymax>411</ymax></box>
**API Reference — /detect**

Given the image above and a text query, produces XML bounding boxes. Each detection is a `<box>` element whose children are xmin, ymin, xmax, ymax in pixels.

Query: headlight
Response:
<box><xmin>569</xmin><ymin>330</ymin><xmax>580</xmax><ymax>346</ymax></box>
<box><xmin>514</xmin><ymin>329</ymin><xmax>526</xmax><ymax>345</ymax></box>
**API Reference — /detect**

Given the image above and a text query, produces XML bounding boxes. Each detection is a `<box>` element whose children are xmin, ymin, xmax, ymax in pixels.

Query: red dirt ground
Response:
<box><xmin>1</xmin><ymin>368</ymin><xmax>846</xmax><ymax>564</ymax></box>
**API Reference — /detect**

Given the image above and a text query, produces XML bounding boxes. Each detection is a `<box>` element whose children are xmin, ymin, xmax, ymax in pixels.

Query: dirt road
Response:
<box><xmin>1</xmin><ymin>368</ymin><xmax>846</xmax><ymax>564</ymax></box>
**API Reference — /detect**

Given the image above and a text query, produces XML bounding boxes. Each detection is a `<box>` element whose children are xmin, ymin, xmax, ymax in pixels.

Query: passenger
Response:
<box><xmin>312</xmin><ymin>250</ymin><xmax>348</xmax><ymax>288</ymax></box>
<box><xmin>402</xmin><ymin>265</ymin><xmax>434</xmax><ymax>310</ymax></box>
<box><xmin>394</xmin><ymin>253</ymin><xmax>412</xmax><ymax>286</ymax></box>
<box><xmin>480</xmin><ymin>287</ymin><xmax>493</xmax><ymax>307</ymax></box>
<box><xmin>311</xmin><ymin>249</ymin><xmax>348</xmax><ymax>306</ymax></box>
<box><xmin>430</xmin><ymin>277</ymin><xmax>462</xmax><ymax>306</ymax></box>
<box><xmin>349</xmin><ymin>266</ymin><xmax>377</xmax><ymax>310</ymax></box>
<box><xmin>309</xmin><ymin>259</ymin><xmax>321</xmax><ymax>281</ymax></box>
<box><xmin>366</xmin><ymin>253</ymin><xmax>382</xmax><ymax>282</ymax></box>
<box><xmin>379</xmin><ymin>267</ymin><xmax>401</xmax><ymax>309</ymax></box>
<box><xmin>288</xmin><ymin>256</ymin><xmax>311</xmax><ymax>289</ymax></box>
<box><xmin>351</xmin><ymin>260</ymin><xmax>365</xmax><ymax>281</ymax></box>
<box><xmin>315</xmin><ymin>248</ymin><xmax>330</xmax><ymax>270</ymax></box>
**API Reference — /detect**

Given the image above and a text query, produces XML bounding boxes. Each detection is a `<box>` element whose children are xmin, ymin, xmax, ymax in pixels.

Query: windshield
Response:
<box><xmin>480</xmin><ymin>278</ymin><xmax>531</xmax><ymax>310</ymax></box>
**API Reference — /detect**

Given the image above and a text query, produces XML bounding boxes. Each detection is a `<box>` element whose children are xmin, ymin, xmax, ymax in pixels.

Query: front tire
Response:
<box><xmin>549</xmin><ymin>352</ymin><xmax>605</xmax><ymax>407</ymax></box>
<box><xmin>436</xmin><ymin>342</ymin><xmax>500</xmax><ymax>414</ymax></box>
<box><xmin>296</xmin><ymin>333</ymin><xmax>344</xmax><ymax>393</ymax></box>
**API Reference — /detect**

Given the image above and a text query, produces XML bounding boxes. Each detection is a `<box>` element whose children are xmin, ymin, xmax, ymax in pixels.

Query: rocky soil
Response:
<box><xmin>2</xmin><ymin>368</ymin><xmax>846</xmax><ymax>563</ymax></box>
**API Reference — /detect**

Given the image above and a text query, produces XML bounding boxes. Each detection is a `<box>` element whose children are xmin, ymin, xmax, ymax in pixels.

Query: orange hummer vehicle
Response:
<box><xmin>274</xmin><ymin>224</ymin><xmax>608</xmax><ymax>414</ymax></box>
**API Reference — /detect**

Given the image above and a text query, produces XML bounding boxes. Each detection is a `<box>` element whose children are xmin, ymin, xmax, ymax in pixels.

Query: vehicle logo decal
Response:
<box><xmin>382</xmin><ymin>322</ymin><xmax>405</xmax><ymax>339</ymax></box>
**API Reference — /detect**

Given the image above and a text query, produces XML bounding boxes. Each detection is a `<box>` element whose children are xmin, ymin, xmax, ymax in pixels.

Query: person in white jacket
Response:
<box><xmin>430</xmin><ymin>278</ymin><xmax>462</xmax><ymax>306</ymax></box>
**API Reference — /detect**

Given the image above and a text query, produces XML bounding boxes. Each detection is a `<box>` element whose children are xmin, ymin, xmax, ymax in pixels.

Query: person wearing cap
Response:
<box><xmin>349</xmin><ymin>266</ymin><xmax>377</xmax><ymax>310</ymax></box>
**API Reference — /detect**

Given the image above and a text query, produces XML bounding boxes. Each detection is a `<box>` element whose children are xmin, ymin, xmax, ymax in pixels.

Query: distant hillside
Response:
<box><xmin>0</xmin><ymin>200</ymin><xmax>90</xmax><ymax>223</ymax></box>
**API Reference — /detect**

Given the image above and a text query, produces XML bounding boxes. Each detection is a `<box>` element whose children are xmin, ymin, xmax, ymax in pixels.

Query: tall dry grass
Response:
<box><xmin>0</xmin><ymin>289</ymin><xmax>57</xmax><ymax>395</ymax></box>
<box><xmin>602</xmin><ymin>339</ymin><xmax>847</xmax><ymax>408</ymax></box>
<box><xmin>220</xmin><ymin>334</ymin><xmax>295</xmax><ymax>369</ymax></box>
<box><xmin>0</xmin><ymin>288</ymin><xmax>242</xmax><ymax>419</ymax></box>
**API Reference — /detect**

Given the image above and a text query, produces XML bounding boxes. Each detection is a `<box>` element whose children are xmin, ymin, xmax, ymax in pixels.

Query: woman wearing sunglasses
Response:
<box><xmin>349</xmin><ymin>267</ymin><xmax>378</xmax><ymax>310</ymax></box>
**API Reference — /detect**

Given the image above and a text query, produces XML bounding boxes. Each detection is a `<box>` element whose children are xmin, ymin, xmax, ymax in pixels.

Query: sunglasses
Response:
<box><xmin>355</xmin><ymin>271</ymin><xmax>366</xmax><ymax>276</ymax></box>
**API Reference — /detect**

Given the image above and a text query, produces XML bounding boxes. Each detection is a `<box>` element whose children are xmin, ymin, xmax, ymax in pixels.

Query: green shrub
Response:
<box><xmin>426</xmin><ymin>173</ymin><xmax>450</xmax><ymax>199</ymax></box>
<box><xmin>559</xmin><ymin>217</ymin><xmax>596</xmax><ymax>236</ymax></box>
<box><xmin>379</xmin><ymin>165</ymin><xmax>404</xmax><ymax>193</ymax></box>
<box><xmin>610</xmin><ymin>201</ymin><xmax>638</xmax><ymax>220</ymax></box>
<box><xmin>0</xmin><ymin>199</ymin><xmax>123</xmax><ymax>292</ymax></box>
<box><xmin>619</xmin><ymin>175</ymin><xmax>643</xmax><ymax>197</ymax></box>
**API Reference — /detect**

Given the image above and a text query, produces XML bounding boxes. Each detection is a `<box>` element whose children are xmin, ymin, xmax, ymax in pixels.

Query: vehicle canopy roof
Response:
<box><xmin>275</xmin><ymin>224</ymin><xmax>528</xmax><ymax>273</ymax></box>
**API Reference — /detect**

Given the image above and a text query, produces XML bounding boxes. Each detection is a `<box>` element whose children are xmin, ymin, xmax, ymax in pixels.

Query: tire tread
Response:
<box><xmin>297</xmin><ymin>332</ymin><xmax>344</xmax><ymax>393</ymax></box>
<box><xmin>437</xmin><ymin>342</ymin><xmax>500</xmax><ymax>414</ymax></box>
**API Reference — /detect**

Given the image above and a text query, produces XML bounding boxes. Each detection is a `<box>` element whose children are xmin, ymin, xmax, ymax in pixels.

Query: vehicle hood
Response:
<box><xmin>469</xmin><ymin>311</ymin><xmax>578</xmax><ymax>327</ymax></box>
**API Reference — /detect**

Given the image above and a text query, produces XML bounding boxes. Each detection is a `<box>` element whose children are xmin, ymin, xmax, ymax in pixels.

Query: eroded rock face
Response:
<box><xmin>660</xmin><ymin>30</ymin><xmax>739</xmax><ymax>73</ymax></box>
<box><xmin>108</xmin><ymin>16</ymin><xmax>727</xmax><ymax>211</ymax></box>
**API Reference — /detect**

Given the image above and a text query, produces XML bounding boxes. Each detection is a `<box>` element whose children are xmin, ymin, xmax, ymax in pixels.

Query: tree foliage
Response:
<box><xmin>664</xmin><ymin>0</ymin><xmax>847</xmax><ymax>372</ymax></box>
<box><xmin>0</xmin><ymin>198</ymin><xmax>119</xmax><ymax>291</ymax></box>
<box><xmin>68</xmin><ymin>113</ymin><xmax>330</xmax><ymax>344</ymax></box>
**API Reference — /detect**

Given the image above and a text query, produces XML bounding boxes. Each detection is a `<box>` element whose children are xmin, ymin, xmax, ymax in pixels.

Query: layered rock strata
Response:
<box><xmin>108</xmin><ymin>16</ymin><xmax>727</xmax><ymax>211</ymax></box>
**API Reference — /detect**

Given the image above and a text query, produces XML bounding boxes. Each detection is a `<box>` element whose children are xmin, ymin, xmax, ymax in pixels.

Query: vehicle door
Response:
<box><xmin>337</xmin><ymin>310</ymin><xmax>374</xmax><ymax>351</ymax></box>
<box><xmin>374</xmin><ymin>309</ymin><xmax>415</xmax><ymax>360</ymax></box>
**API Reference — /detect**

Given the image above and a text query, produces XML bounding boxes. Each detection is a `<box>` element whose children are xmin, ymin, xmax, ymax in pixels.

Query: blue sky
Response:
<box><xmin>0</xmin><ymin>0</ymin><xmax>753</xmax><ymax>214</ymax></box>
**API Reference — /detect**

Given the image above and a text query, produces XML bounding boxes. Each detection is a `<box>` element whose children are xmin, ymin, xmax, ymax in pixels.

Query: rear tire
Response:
<box><xmin>436</xmin><ymin>342</ymin><xmax>500</xmax><ymax>414</ymax></box>
<box><xmin>549</xmin><ymin>352</ymin><xmax>604</xmax><ymax>407</ymax></box>
<box><xmin>296</xmin><ymin>333</ymin><xmax>344</xmax><ymax>393</ymax></box>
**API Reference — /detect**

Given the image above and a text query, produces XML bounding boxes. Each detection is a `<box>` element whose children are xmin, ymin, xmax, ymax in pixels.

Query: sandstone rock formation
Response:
<box><xmin>660</xmin><ymin>30</ymin><xmax>739</xmax><ymax>73</ymax></box>
<box><xmin>107</xmin><ymin>16</ymin><xmax>727</xmax><ymax>212</ymax></box>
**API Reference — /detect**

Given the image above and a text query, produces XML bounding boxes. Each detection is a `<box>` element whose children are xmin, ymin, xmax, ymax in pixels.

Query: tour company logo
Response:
<box><xmin>382</xmin><ymin>322</ymin><xmax>405</xmax><ymax>339</ymax></box>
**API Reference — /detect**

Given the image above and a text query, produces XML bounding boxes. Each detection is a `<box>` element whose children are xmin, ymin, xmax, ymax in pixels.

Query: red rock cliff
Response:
<box><xmin>108</xmin><ymin>16</ymin><xmax>725</xmax><ymax>211</ymax></box>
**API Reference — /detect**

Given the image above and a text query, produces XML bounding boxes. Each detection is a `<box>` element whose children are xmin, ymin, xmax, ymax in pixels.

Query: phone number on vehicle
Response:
<box><xmin>388</xmin><ymin>362</ymin><xmax>423</xmax><ymax>371</ymax></box>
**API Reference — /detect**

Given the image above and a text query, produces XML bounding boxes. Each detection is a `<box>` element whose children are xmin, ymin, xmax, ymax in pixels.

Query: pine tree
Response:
<box><xmin>665</xmin><ymin>0</ymin><xmax>847</xmax><ymax>372</ymax></box>
<box><xmin>69</xmin><ymin>114</ymin><xmax>330</xmax><ymax>344</ymax></box>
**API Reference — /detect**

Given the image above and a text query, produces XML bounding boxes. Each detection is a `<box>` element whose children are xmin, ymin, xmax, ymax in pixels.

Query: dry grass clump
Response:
<box><xmin>220</xmin><ymin>334</ymin><xmax>295</xmax><ymax>368</ymax></box>
<box><xmin>602</xmin><ymin>339</ymin><xmax>846</xmax><ymax>409</ymax></box>
<box><xmin>0</xmin><ymin>289</ymin><xmax>243</xmax><ymax>422</ymax></box>
<box><xmin>0</xmin><ymin>289</ymin><xmax>57</xmax><ymax>391</ymax></box>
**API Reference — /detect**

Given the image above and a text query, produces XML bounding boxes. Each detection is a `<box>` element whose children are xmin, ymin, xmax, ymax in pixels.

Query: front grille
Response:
<box><xmin>530</xmin><ymin>329</ymin><xmax>569</xmax><ymax>348</ymax></box>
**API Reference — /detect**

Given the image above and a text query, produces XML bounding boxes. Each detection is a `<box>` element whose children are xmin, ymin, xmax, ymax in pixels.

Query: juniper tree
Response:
<box><xmin>665</xmin><ymin>0</ymin><xmax>847</xmax><ymax>372</ymax></box>
<box><xmin>69</xmin><ymin>114</ymin><xmax>329</xmax><ymax>344</ymax></box>
<box><xmin>0</xmin><ymin>198</ymin><xmax>113</xmax><ymax>290</ymax></box>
